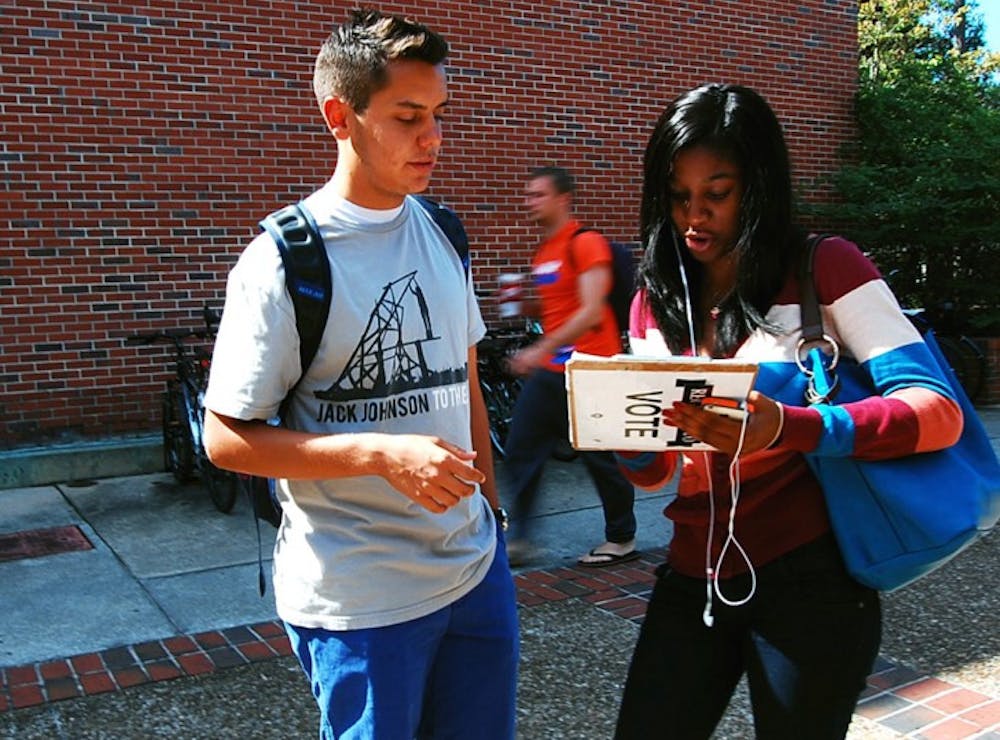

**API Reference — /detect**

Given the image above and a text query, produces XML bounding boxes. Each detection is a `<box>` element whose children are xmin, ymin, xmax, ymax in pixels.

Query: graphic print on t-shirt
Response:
<box><xmin>315</xmin><ymin>269</ymin><xmax>467</xmax><ymax>403</ymax></box>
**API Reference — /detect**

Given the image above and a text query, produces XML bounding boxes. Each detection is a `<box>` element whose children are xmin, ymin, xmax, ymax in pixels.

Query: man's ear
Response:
<box><xmin>321</xmin><ymin>96</ymin><xmax>351</xmax><ymax>139</ymax></box>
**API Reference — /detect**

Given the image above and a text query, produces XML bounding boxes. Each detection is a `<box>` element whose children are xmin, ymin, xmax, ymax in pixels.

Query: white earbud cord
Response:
<box><xmin>674</xmin><ymin>236</ymin><xmax>757</xmax><ymax>627</ymax></box>
<box><xmin>701</xmin><ymin>414</ymin><xmax>756</xmax><ymax>627</ymax></box>
<box><xmin>673</xmin><ymin>233</ymin><xmax>757</xmax><ymax>627</ymax></box>
<box><xmin>672</xmin><ymin>234</ymin><xmax>698</xmax><ymax>357</ymax></box>
<box><xmin>714</xmin><ymin>415</ymin><xmax>756</xmax><ymax>605</ymax></box>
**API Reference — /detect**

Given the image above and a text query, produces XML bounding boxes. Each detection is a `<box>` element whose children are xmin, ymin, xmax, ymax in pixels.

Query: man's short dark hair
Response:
<box><xmin>530</xmin><ymin>166</ymin><xmax>576</xmax><ymax>196</ymax></box>
<box><xmin>314</xmin><ymin>9</ymin><xmax>448</xmax><ymax>113</ymax></box>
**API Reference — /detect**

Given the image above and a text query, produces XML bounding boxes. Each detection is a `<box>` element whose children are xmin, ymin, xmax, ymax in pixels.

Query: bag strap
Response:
<box><xmin>798</xmin><ymin>233</ymin><xmax>843</xmax><ymax>405</ymax></box>
<box><xmin>799</xmin><ymin>233</ymin><xmax>831</xmax><ymax>342</ymax></box>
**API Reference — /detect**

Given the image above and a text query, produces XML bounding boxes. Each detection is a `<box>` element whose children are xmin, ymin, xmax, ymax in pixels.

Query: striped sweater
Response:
<box><xmin>621</xmin><ymin>236</ymin><xmax>963</xmax><ymax>578</ymax></box>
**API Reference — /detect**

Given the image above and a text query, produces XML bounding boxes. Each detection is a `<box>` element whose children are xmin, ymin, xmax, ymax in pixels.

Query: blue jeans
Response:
<box><xmin>505</xmin><ymin>368</ymin><xmax>636</xmax><ymax>543</ymax></box>
<box><xmin>286</xmin><ymin>536</ymin><xmax>519</xmax><ymax>740</ymax></box>
<box><xmin>615</xmin><ymin>534</ymin><xmax>881</xmax><ymax>739</ymax></box>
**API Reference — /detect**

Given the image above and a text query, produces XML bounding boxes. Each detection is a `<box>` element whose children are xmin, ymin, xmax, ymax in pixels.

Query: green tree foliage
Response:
<box><xmin>827</xmin><ymin>0</ymin><xmax>999</xmax><ymax>333</ymax></box>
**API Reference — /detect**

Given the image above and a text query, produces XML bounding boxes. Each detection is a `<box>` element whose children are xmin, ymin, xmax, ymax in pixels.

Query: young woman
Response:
<box><xmin>613</xmin><ymin>84</ymin><xmax>963</xmax><ymax>739</ymax></box>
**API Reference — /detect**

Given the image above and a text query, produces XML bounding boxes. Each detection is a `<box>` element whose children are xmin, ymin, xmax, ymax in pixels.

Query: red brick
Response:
<box><xmin>515</xmin><ymin>592</ymin><xmax>546</xmax><ymax>607</ymax></box>
<box><xmin>193</xmin><ymin>631</ymin><xmax>228</xmax><ymax>649</ymax></box>
<box><xmin>146</xmin><ymin>661</ymin><xmax>184</xmax><ymax>682</ymax></box>
<box><xmin>516</xmin><ymin>571</ymin><xmax>560</xmax><ymax>586</ymax></box>
<box><xmin>266</xmin><ymin>636</ymin><xmax>293</xmax><ymax>656</ymax></box>
<box><xmin>4</xmin><ymin>666</ymin><xmax>38</xmax><ymax>687</ymax></box>
<box><xmin>916</xmin><ymin>717</ymin><xmax>981</xmax><ymax>740</ymax></box>
<box><xmin>70</xmin><ymin>653</ymin><xmax>105</xmax><ymax>674</ymax></box>
<box><xmin>44</xmin><ymin>677</ymin><xmax>81</xmax><ymax>702</ymax></box>
<box><xmin>177</xmin><ymin>652</ymin><xmax>214</xmax><ymax>676</ymax></box>
<box><xmin>79</xmin><ymin>672</ymin><xmax>116</xmax><ymax>695</ymax></box>
<box><xmin>896</xmin><ymin>677</ymin><xmax>957</xmax><ymax>702</ymax></box>
<box><xmin>926</xmin><ymin>689</ymin><xmax>992</xmax><ymax>716</ymax></box>
<box><xmin>547</xmin><ymin>567</ymin><xmax>584</xmax><ymax>581</ymax></box>
<box><xmin>238</xmin><ymin>641</ymin><xmax>278</xmax><ymax>662</ymax></box>
<box><xmin>163</xmin><ymin>636</ymin><xmax>199</xmax><ymax>656</ymax></box>
<box><xmin>250</xmin><ymin>621</ymin><xmax>285</xmax><ymax>639</ymax></box>
<box><xmin>583</xmin><ymin>588</ymin><xmax>630</xmax><ymax>604</ymax></box>
<box><xmin>39</xmin><ymin>660</ymin><xmax>72</xmax><ymax>680</ymax></box>
<box><xmin>113</xmin><ymin>667</ymin><xmax>149</xmax><ymax>689</ymax></box>
<box><xmin>958</xmin><ymin>699</ymin><xmax>1000</xmax><ymax>728</ymax></box>
<box><xmin>10</xmin><ymin>685</ymin><xmax>45</xmax><ymax>709</ymax></box>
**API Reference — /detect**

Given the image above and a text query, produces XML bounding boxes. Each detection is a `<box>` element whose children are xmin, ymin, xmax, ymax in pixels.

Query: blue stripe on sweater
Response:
<box><xmin>862</xmin><ymin>340</ymin><xmax>955</xmax><ymax>401</ymax></box>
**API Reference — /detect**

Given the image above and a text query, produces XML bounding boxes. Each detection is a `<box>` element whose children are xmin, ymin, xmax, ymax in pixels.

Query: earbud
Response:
<box><xmin>702</xmin><ymin>604</ymin><xmax>715</xmax><ymax>628</ymax></box>
<box><xmin>702</xmin><ymin>568</ymin><xmax>715</xmax><ymax>628</ymax></box>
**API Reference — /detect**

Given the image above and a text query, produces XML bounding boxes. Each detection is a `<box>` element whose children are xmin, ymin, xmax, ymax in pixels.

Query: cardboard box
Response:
<box><xmin>565</xmin><ymin>354</ymin><xmax>759</xmax><ymax>451</ymax></box>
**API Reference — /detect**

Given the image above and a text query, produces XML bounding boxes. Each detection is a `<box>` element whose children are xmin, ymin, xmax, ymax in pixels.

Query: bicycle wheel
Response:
<box><xmin>955</xmin><ymin>335</ymin><xmax>986</xmax><ymax>404</ymax></box>
<box><xmin>162</xmin><ymin>385</ymin><xmax>195</xmax><ymax>482</ymax></box>
<box><xmin>205</xmin><ymin>464</ymin><xmax>238</xmax><ymax>513</ymax></box>
<box><xmin>934</xmin><ymin>334</ymin><xmax>975</xmax><ymax>398</ymax></box>
<box><xmin>481</xmin><ymin>378</ymin><xmax>520</xmax><ymax>458</ymax></box>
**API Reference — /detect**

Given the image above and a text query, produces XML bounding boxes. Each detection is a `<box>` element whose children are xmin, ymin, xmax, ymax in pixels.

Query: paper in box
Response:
<box><xmin>565</xmin><ymin>353</ymin><xmax>759</xmax><ymax>451</ymax></box>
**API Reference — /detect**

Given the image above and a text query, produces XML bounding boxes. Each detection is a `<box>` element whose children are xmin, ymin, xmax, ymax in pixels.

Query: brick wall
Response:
<box><xmin>2</xmin><ymin>0</ymin><xmax>858</xmax><ymax>447</ymax></box>
<box><xmin>976</xmin><ymin>337</ymin><xmax>1000</xmax><ymax>406</ymax></box>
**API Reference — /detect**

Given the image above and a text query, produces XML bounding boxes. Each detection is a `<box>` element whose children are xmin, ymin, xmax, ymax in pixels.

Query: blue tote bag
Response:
<box><xmin>798</xmin><ymin>238</ymin><xmax>1000</xmax><ymax>592</ymax></box>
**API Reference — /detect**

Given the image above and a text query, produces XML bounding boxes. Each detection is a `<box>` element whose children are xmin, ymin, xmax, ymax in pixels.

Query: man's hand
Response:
<box><xmin>508</xmin><ymin>343</ymin><xmax>549</xmax><ymax>376</ymax></box>
<box><xmin>662</xmin><ymin>390</ymin><xmax>782</xmax><ymax>457</ymax></box>
<box><xmin>375</xmin><ymin>435</ymin><xmax>485</xmax><ymax>513</ymax></box>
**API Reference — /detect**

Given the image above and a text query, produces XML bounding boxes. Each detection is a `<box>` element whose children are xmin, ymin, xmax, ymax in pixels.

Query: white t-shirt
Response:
<box><xmin>205</xmin><ymin>183</ymin><xmax>493</xmax><ymax>630</ymax></box>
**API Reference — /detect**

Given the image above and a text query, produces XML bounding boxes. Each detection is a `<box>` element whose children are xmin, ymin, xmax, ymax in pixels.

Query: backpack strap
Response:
<box><xmin>251</xmin><ymin>197</ymin><xmax>469</xmax><ymax>597</ymax></box>
<box><xmin>259</xmin><ymin>203</ymin><xmax>331</xmax><ymax>406</ymax></box>
<box><xmin>254</xmin><ymin>203</ymin><xmax>330</xmax><ymax>596</ymax></box>
<box><xmin>413</xmin><ymin>195</ymin><xmax>470</xmax><ymax>275</ymax></box>
<box><xmin>260</xmin><ymin>196</ymin><xmax>469</xmax><ymax>390</ymax></box>
<box><xmin>564</xmin><ymin>226</ymin><xmax>596</xmax><ymax>272</ymax></box>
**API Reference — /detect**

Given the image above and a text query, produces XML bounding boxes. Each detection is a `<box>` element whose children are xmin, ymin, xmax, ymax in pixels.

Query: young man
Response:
<box><xmin>203</xmin><ymin>10</ymin><xmax>517</xmax><ymax>739</ymax></box>
<box><xmin>503</xmin><ymin>166</ymin><xmax>637</xmax><ymax>567</ymax></box>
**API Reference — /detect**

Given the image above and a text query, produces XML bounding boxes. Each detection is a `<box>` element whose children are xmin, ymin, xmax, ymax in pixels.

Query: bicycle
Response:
<box><xmin>476</xmin><ymin>317</ymin><xmax>579</xmax><ymax>462</ymax></box>
<box><xmin>884</xmin><ymin>272</ymin><xmax>988</xmax><ymax>404</ymax></box>
<box><xmin>127</xmin><ymin>307</ymin><xmax>239</xmax><ymax>513</ymax></box>
<box><xmin>477</xmin><ymin>325</ymin><xmax>533</xmax><ymax>458</ymax></box>
<box><xmin>902</xmin><ymin>306</ymin><xmax>987</xmax><ymax>404</ymax></box>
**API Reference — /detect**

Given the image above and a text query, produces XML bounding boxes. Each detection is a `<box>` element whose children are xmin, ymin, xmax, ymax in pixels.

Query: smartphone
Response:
<box><xmin>699</xmin><ymin>396</ymin><xmax>749</xmax><ymax>421</ymax></box>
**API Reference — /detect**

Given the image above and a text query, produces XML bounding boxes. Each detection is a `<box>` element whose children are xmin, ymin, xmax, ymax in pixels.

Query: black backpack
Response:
<box><xmin>569</xmin><ymin>228</ymin><xmax>637</xmax><ymax>344</ymax></box>
<box><xmin>244</xmin><ymin>195</ymin><xmax>469</xmax><ymax>594</ymax></box>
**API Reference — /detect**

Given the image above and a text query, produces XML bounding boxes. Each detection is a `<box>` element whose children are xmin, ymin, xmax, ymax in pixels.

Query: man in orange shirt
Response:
<box><xmin>504</xmin><ymin>166</ymin><xmax>637</xmax><ymax>566</ymax></box>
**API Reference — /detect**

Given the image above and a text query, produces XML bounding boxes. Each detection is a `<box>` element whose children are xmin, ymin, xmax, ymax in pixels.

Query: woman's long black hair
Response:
<box><xmin>638</xmin><ymin>83</ymin><xmax>805</xmax><ymax>356</ymax></box>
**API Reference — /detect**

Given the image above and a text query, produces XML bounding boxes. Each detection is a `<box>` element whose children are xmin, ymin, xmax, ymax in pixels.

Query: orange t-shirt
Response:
<box><xmin>532</xmin><ymin>220</ymin><xmax>622</xmax><ymax>373</ymax></box>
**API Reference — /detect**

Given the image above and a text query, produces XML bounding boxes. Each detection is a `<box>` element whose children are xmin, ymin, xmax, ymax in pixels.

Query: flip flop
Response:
<box><xmin>577</xmin><ymin>548</ymin><xmax>640</xmax><ymax>568</ymax></box>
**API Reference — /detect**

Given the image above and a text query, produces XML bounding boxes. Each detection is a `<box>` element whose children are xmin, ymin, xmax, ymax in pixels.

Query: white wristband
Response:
<box><xmin>766</xmin><ymin>401</ymin><xmax>785</xmax><ymax>449</ymax></box>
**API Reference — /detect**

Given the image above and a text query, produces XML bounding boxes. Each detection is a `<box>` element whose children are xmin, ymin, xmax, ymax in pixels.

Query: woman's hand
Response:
<box><xmin>662</xmin><ymin>390</ymin><xmax>783</xmax><ymax>457</ymax></box>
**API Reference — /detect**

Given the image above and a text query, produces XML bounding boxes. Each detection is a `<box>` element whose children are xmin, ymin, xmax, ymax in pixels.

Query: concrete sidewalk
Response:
<box><xmin>1</xmin><ymin>409</ymin><xmax>998</xmax><ymax>738</ymax></box>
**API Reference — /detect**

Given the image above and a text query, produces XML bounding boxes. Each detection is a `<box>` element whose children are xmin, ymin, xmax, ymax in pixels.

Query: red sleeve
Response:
<box><xmin>569</xmin><ymin>231</ymin><xmax>612</xmax><ymax>274</ymax></box>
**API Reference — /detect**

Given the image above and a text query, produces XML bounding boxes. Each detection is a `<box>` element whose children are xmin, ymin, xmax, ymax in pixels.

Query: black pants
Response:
<box><xmin>504</xmin><ymin>368</ymin><xmax>636</xmax><ymax>543</ymax></box>
<box><xmin>615</xmin><ymin>534</ymin><xmax>882</xmax><ymax>739</ymax></box>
